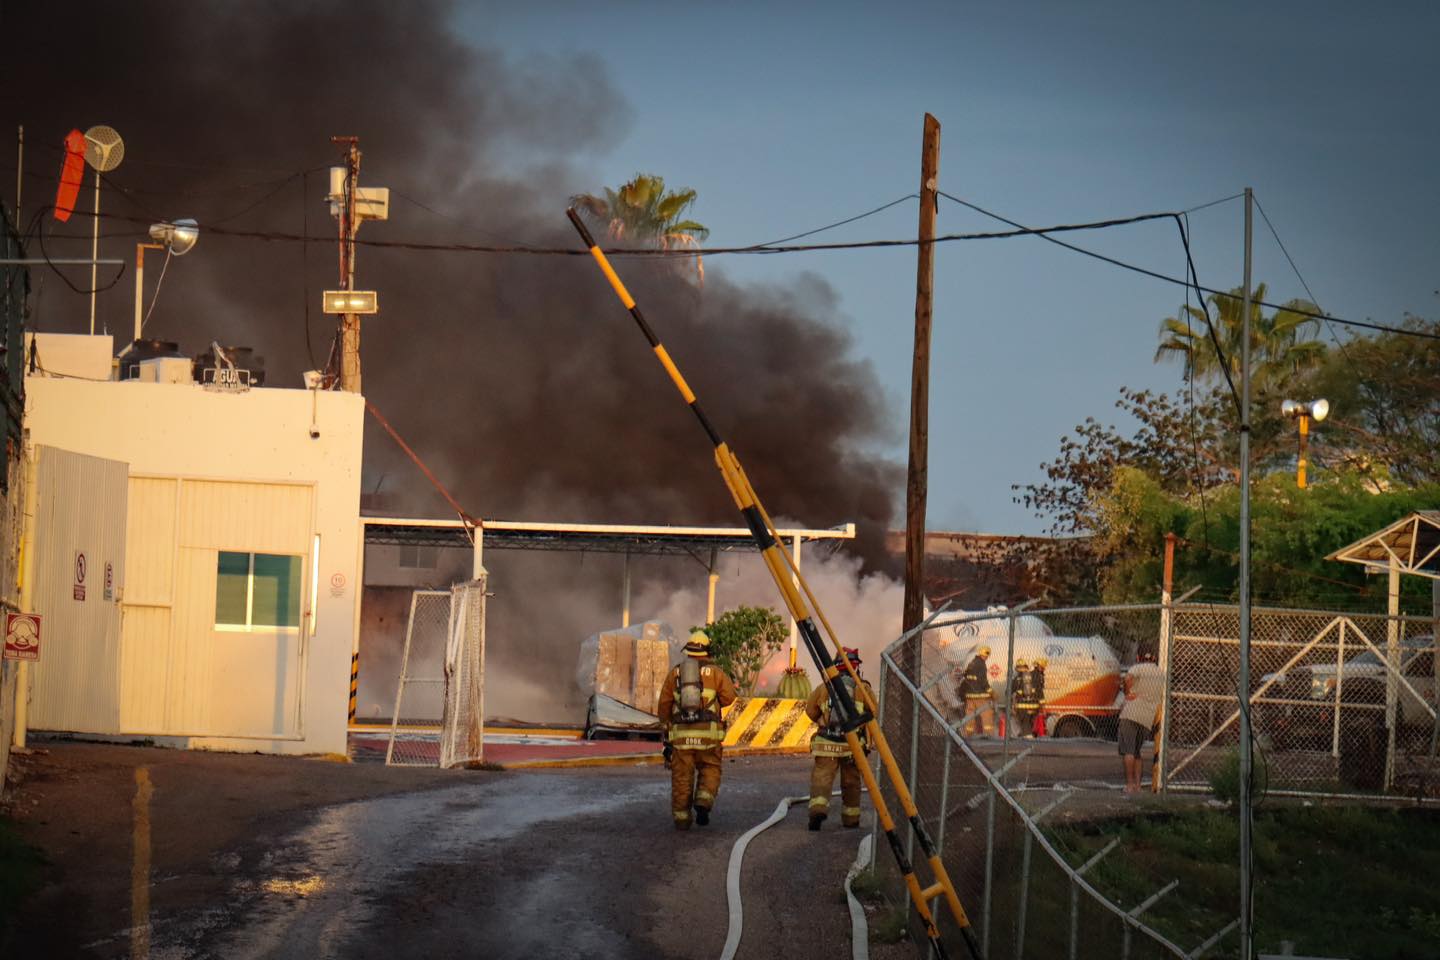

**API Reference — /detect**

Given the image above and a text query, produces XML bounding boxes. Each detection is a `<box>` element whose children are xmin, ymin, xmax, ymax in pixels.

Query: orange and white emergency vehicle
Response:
<box><xmin>935</xmin><ymin>610</ymin><xmax>1123</xmax><ymax>737</ymax></box>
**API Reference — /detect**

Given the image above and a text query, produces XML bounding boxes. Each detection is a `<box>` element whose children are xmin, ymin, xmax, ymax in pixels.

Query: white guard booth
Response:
<box><xmin>22</xmin><ymin>334</ymin><xmax>363</xmax><ymax>755</ymax></box>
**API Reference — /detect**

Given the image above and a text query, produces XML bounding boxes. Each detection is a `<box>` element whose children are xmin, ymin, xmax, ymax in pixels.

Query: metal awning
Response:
<box><xmin>362</xmin><ymin>516</ymin><xmax>856</xmax><ymax>557</ymax></box>
<box><xmin>1327</xmin><ymin>511</ymin><xmax>1440</xmax><ymax>580</ymax></box>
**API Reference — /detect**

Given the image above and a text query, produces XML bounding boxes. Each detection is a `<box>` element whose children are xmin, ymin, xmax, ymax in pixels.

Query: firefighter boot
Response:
<box><xmin>808</xmin><ymin>812</ymin><xmax>826</xmax><ymax>831</ymax></box>
<box><xmin>694</xmin><ymin>805</ymin><xmax>710</xmax><ymax>826</ymax></box>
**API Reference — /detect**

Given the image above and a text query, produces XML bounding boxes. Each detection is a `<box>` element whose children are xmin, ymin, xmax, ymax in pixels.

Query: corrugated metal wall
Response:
<box><xmin>121</xmin><ymin>476</ymin><xmax>312</xmax><ymax>738</ymax></box>
<box><xmin>28</xmin><ymin>446</ymin><xmax>129</xmax><ymax>734</ymax></box>
<box><xmin>31</xmin><ymin>461</ymin><xmax>315</xmax><ymax>740</ymax></box>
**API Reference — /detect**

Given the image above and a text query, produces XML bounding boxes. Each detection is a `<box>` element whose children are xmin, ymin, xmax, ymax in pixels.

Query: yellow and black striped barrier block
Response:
<box><xmin>721</xmin><ymin>697</ymin><xmax>815</xmax><ymax>751</ymax></box>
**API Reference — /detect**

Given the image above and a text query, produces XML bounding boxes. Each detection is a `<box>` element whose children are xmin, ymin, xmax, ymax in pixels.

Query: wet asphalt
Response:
<box><xmin>7</xmin><ymin>745</ymin><xmax>905</xmax><ymax>960</ymax></box>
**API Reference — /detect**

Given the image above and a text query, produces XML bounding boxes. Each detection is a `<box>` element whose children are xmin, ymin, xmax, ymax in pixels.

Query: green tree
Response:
<box><xmin>1091</xmin><ymin>466</ymin><xmax>1440</xmax><ymax>608</ymax></box>
<box><xmin>698</xmin><ymin>605</ymin><xmax>787</xmax><ymax>696</ymax></box>
<box><xmin>571</xmin><ymin>173</ymin><xmax>710</xmax><ymax>281</ymax></box>
<box><xmin>1155</xmin><ymin>284</ymin><xmax>1326</xmax><ymax>390</ymax></box>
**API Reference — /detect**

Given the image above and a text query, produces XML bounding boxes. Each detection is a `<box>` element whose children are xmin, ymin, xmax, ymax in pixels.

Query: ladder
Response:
<box><xmin>567</xmin><ymin>209</ymin><xmax>981</xmax><ymax>960</ymax></box>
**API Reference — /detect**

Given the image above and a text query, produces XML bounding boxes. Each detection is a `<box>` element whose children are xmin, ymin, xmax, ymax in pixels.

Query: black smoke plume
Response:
<box><xmin>3</xmin><ymin>1</ymin><xmax>904</xmax><ymax>718</ymax></box>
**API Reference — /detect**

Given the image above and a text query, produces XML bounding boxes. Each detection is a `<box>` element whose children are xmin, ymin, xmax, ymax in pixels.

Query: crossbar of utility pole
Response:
<box><xmin>902</xmin><ymin>112</ymin><xmax>941</xmax><ymax>632</ymax></box>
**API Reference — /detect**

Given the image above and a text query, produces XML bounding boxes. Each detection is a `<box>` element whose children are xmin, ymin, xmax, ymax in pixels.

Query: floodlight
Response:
<box><xmin>322</xmin><ymin>290</ymin><xmax>379</xmax><ymax>314</ymax></box>
<box><xmin>1281</xmin><ymin>398</ymin><xmax>1329</xmax><ymax>422</ymax></box>
<box><xmin>148</xmin><ymin>219</ymin><xmax>199</xmax><ymax>256</ymax></box>
<box><xmin>1281</xmin><ymin>398</ymin><xmax>1330</xmax><ymax>489</ymax></box>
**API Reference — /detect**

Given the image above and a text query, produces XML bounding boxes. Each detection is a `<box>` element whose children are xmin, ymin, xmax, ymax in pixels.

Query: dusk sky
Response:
<box><xmin>468</xmin><ymin>1</ymin><xmax>1440</xmax><ymax>534</ymax></box>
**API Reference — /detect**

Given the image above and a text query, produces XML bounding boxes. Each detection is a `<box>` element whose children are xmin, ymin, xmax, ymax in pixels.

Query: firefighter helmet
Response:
<box><xmin>684</xmin><ymin>630</ymin><xmax>711</xmax><ymax>658</ymax></box>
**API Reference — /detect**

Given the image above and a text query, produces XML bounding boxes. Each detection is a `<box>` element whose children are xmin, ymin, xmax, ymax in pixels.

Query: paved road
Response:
<box><xmin>6</xmin><ymin>743</ymin><xmax>908</xmax><ymax>960</ymax></box>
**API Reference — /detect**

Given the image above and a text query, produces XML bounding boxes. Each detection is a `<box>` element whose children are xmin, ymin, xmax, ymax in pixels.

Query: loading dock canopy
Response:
<box><xmin>1328</xmin><ymin>511</ymin><xmax>1440</xmax><ymax>580</ymax></box>
<box><xmin>362</xmin><ymin>517</ymin><xmax>857</xmax><ymax>557</ymax></box>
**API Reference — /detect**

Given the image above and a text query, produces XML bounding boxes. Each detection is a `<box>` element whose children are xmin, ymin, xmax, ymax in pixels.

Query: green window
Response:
<box><xmin>216</xmin><ymin>551</ymin><xmax>302</xmax><ymax>629</ymax></box>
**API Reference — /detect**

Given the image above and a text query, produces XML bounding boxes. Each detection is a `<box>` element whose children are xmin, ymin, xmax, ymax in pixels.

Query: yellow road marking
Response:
<box><xmin>131</xmin><ymin>767</ymin><xmax>152</xmax><ymax>960</ymax></box>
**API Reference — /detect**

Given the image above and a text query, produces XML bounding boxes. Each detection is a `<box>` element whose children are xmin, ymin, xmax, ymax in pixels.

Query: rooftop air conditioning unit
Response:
<box><xmin>137</xmin><ymin>356</ymin><xmax>194</xmax><ymax>384</ymax></box>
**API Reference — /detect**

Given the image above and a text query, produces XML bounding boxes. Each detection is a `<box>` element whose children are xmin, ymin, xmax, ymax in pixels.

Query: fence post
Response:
<box><xmin>1069</xmin><ymin>837</ymin><xmax>1119</xmax><ymax>960</ymax></box>
<box><xmin>1159</xmin><ymin>601</ymin><xmax>1175</xmax><ymax>793</ymax></box>
<box><xmin>935</xmin><ymin>735</ymin><xmax>952</xmax><ymax>853</ymax></box>
<box><xmin>1331</xmin><ymin>621</ymin><xmax>1346</xmax><ymax>759</ymax></box>
<box><xmin>1002</xmin><ymin>609</ymin><xmax>1017</xmax><ymax>772</ymax></box>
<box><xmin>870</xmin><ymin>654</ymin><xmax>888</xmax><ymax>871</ymax></box>
<box><xmin>982</xmin><ymin>790</ymin><xmax>996</xmax><ymax>956</ymax></box>
<box><xmin>933</xmin><ymin>735</ymin><xmax>952</xmax><ymax>938</ymax></box>
<box><xmin>1386</xmin><ymin>557</ymin><xmax>1399</xmax><ymax>791</ymax></box>
<box><xmin>904</xmin><ymin>671</ymin><xmax>920</xmax><ymax>913</ymax></box>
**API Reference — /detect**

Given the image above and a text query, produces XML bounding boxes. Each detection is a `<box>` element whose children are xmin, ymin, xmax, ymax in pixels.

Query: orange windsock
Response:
<box><xmin>53</xmin><ymin>129</ymin><xmax>86</xmax><ymax>222</ymax></box>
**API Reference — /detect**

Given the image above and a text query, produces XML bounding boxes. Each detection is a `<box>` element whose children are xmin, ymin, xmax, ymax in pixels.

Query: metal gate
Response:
<box><xmin>1163</xmin><ymin>604</ymin><xmax>1439</xmax><ymax>795</ymax></box>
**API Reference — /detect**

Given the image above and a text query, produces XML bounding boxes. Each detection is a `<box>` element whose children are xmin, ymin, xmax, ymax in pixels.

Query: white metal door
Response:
<box><xmin>28</xmin><ymin>445</ymin><xmax>129</xmax><ymax>734</ymax></box>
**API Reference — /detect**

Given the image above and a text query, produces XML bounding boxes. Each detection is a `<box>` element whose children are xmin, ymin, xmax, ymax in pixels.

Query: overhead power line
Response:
<box><xmin>51</xmin><ymin>195</ymin><xmax>1438</xmax><ymax>344</ymax></box>
<box><xmin>935</xmin><ymin>192</ymin><xmax>1440</xmax><ymax>344</ymax></box>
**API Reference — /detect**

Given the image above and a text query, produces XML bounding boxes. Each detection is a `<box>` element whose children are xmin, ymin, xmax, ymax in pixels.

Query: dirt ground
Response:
<box><xmin>2</xmin><ymin>741</ymin><xmax>916</xmax><ymax>960</ymax></box>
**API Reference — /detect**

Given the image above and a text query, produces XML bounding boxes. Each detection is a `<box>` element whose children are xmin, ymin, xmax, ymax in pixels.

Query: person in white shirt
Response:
<box><xmin>1118</xmin><ymin>648</ymin><xmax>1164</xmax><ymax>794</ymax></box>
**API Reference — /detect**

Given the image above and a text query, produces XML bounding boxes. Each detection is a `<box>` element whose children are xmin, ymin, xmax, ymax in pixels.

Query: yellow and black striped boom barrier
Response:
<box><xmin>566</xmin><ymin>208</ymin><xmax>980</xmax><ymax>960</ymax></box>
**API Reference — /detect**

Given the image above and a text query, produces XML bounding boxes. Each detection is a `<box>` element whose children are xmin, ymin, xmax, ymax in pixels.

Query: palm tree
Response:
<box><xmin>571</xmin><ymin>174</ymin><xmax>710</xmax><ymax>282</ymax></box>
<box><xmin>1155</xmin><ymin>283</ymin><xmax>1326</xmax><ymax>389</ymax></box>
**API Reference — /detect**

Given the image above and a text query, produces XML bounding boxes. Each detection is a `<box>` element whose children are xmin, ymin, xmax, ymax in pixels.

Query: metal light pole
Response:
<box><xmin>1238</xmin><ymin>186</ymin><xmax>1255</xmax><ymax>960</ymax></box>
<box><xmin>1280</xmin><ymin>399</ymin><xmax>1330</xmax><ymax>489</ymax></box>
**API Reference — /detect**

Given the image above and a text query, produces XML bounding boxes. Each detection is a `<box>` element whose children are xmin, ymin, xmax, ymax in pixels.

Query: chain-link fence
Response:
<box><xmin>1165</xmin><ymin>604</ymin><xmax>1440</xmax><ymax>798</ymax></box>
<box><xmin>872</xmin><ymin>600</ymin><xmax>1440</xmax><ymax>957</ymax></box>
<box><xmin>385</xmin><ymin>590</ymin><xmax>452</xmax><ymax>767</ymax></box>
<box><xmin>876</xmin><ymin>611</ymin><xmax>1226</xmax><ymax>959</ymax></box>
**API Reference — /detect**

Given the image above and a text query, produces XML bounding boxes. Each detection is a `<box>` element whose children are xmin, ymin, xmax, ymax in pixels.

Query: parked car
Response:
<box><xmin>1260</xmin><ymin>636</ymin><xmax>1436</xmax><ymax>750</ymax></box>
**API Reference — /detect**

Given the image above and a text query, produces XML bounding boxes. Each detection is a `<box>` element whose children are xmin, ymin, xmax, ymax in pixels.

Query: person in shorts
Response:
<box><xmin>1118</xmin><ymin>648</ymin><xmax>1164</xmax><ymax>794</ymax></box>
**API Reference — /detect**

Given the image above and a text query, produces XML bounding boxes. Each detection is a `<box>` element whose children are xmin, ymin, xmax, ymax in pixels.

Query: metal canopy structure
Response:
<box><xmin>1328</xmin><ymin>510</ymin><xmax>1440</xmax><ymax>791</ymax></box>
<box><xmin>1327</xmin><ymin>511</ymin><xmax>1440</xmax><ymax>580</ymax></box>
<box><xmin>363</xmin><ymin>516</ymin><xmax>856</xmax><ymax>558</ymax></box>
<box><xmin>362</xmin><ymin>516</ymin><xmax>858</xmax><ymax>631</ymax></box>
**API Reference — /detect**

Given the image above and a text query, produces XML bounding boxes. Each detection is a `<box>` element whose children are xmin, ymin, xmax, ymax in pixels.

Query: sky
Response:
<box><xmin>461</xmin><ymin>0</ymin><xmax>1440</xmax><ymax>534</ymax></box>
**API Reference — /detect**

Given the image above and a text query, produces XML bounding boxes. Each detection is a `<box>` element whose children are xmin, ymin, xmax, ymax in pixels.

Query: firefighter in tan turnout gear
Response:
<box><xmin>805</xmin><ymin>647</ymin><xmax>873</xmax><ymax>830</ymax></box>
<box><xmin>656</xmin><ymin>630</ymin><xmax>737</xmax><ymax>830</ymax></box>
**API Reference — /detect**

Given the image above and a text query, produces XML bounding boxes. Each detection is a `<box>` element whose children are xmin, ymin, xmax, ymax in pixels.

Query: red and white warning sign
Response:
<box><xmin>3</xmin><ymin>612</ymin><xmax>41</xmax><ymax>661</ymax></box>
<box><xmin>329</xmin><ymin>572</ymin><xmax>347</xmax><ymax>598</ymax></box>
<box><xmin>73</xmin><ymin>550</ymin><xmax>87</xmax><ymax>601</ymax></box>
<box><xmin>104</xmin><ymin>561</ymin><xmax>114</xmax><ymax>602</ymax></box>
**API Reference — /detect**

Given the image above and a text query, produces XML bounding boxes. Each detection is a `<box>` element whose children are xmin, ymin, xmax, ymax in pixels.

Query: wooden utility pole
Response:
<box><xmin>334</xmin><ymin>136</ymin><xmax>362</xmax><ymax>393</ymax></box>
<box><xmin>902</xmin><ymin>114</ymin><xmax>941</xmax><ymax>632</ymax></box>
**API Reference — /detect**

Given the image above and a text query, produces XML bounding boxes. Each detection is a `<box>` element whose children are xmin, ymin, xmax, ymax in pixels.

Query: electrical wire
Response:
<box><xmin>934</xmin><ymin>194</ymin><xmax>1440</xmax><ymax>345</ymax></box>
<box><xmin>52</xmin><ymin>195</ymin><xmax>1440</xmax><ymax>343</ymax></box>
<box><xmin>749</xmin><ymin>193</ymin><xmax>918</xmax><ymax>247</ymax></box>
<box><xmin>25</xmin><ymin>207</ymin><xmax>128</xmax><ymax>295</ymax></box>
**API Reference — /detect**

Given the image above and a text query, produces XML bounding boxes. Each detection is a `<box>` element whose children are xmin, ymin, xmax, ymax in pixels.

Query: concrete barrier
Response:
<box><xmin>721</xmin><ymin>697</ymin><xmax>815</xmax><ymax>751</ymax></box>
